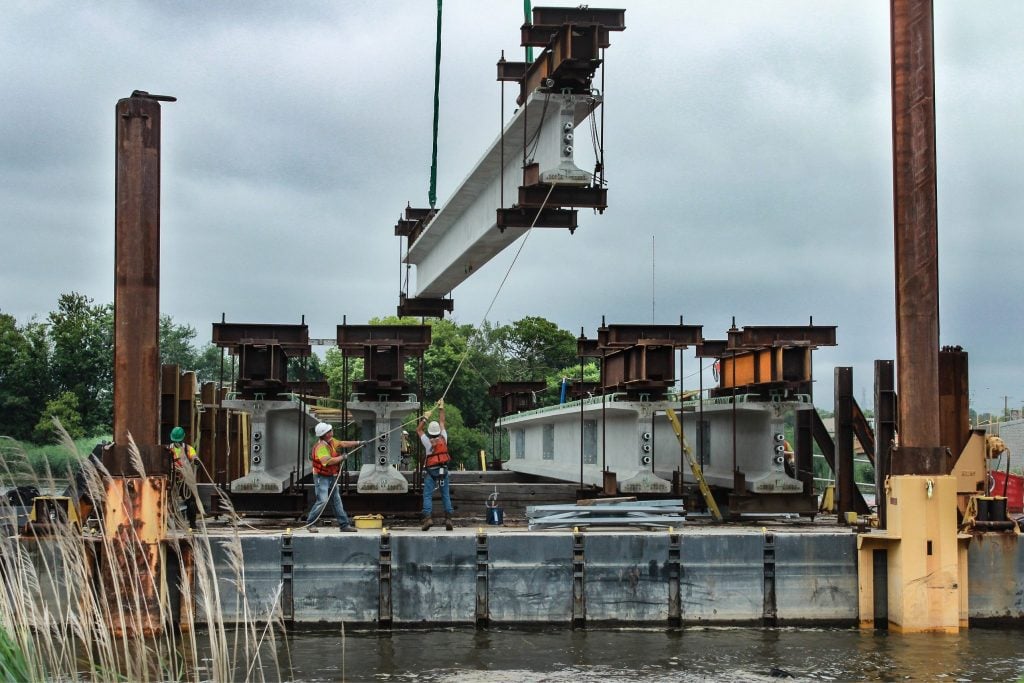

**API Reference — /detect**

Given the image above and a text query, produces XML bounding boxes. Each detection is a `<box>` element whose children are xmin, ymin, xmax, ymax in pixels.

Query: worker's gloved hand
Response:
<box><xmin>437</xmin><ymin>399</ymin><xmax>444</xmax><ymax>409</ymax></box>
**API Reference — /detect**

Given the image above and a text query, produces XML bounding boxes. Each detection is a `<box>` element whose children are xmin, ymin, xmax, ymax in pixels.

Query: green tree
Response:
<box><xmin>422</xmin><ymin>319</ymin><xmax>493</xmax><ymax>428</ymax></box>
<box><xmin>0</xmin><ymin>313</ymin><xmax>54</xmax><ymax>441</ymax></box>
<box><xmin>321</xmin><ymin>347</ymin><xmax>364</xmax><ymax>401</ymax></box>
<box><xmin>288</xmin><ymin>353</ymin><xmax>325</xmax><ymax>382</ymax></box>
<box><xmin>160</xmin><ymin>314</ymin><xmax>200</xmax><ymax>370</ymax></box>
<box><xmin>539</xmin><ymin>360</ymin><xmax>600</xmax><ymax>408</ymax></box>
<box><xmin>33</xmin><ymin>391</ymin><xmax>85</xmax><ymax>442</ymax></box>
<box><xmin>194</xmin><ymin>344</ymin><xmax>236</xmax><ymax>385</ymax></box>
<box><xmin>495</xmin><ymin>316</ymin><xmax>578</xmax><ymax>381</ymax></box>
<box><xmin>48</xmin><ymin>293</ymin><xmax>112</xmax><ymax>435</ymax></box>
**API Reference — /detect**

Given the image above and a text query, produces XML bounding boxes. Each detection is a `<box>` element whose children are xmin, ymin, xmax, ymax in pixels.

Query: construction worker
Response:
<box><xmin>305</xmin><ymin>422</ymin><xmax>360</xmax><ymax>532</ymax></box>
<box><xmin>783</xmin><ymin>439</ymin><xmax>796</xmax><ymax>478</ymax></box>
<box><xmin>416</xmin><ymin>399</ymin><xmax>454</xmax><ymax>531</ymax></box>
<box><xmin>168</xmin><ymin>426</ymin><xmax>199</xmax><ymax>528</ymax></box>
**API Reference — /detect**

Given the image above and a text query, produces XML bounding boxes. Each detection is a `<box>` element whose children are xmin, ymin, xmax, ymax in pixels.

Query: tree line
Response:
<box><xmin>1</xmin><ymin>293</ymin><xmax>226</xmax><ymax>444</ymax></box>
<box><xmin>0</xmin><ymin>294</ymin><xmax>594</xmax><ymax>463</ymax></box>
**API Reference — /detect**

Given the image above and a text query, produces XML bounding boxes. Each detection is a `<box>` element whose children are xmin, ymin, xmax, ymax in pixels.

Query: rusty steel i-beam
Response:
<box><xmin>890</xmin><ymin>0</ymin><xmax>944</xmax><ymax>474</ymax></box>
<box><xmin>112</xmin><ymin>91</ymin><xmax>174</xmax><ymax>475</ymax></box>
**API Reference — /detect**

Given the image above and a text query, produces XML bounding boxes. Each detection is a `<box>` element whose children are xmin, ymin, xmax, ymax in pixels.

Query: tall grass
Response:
<box><xmin>15</xmin><ymin>434</ymin><xmax>112</xmax><ymax>481</ymax></box>
<box><xmin>0</xmin><ymin>424</ymin><xmax>291</xmax><ymax>682</ymax></box>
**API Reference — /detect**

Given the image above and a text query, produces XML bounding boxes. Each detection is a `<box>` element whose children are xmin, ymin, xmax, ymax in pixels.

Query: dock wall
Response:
<box><xmin>23</xmin><ymin>530</ymin><xmax>1022</xmax><ymax>628</ymax></box>
<box><xmin>205</xmin><ymin>529</ymin><xmax>870</xmax><ymax>626</ymax></box>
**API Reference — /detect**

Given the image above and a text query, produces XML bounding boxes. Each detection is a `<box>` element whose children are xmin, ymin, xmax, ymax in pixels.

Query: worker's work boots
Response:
<box><xmin>421</xmin><ymin>516</ymin><xmax>432</xmax><ymax>531</ymax></box>
<box><xmin>444</xmin><ymin>514</ymin><xmax>454</xmax><ymax>531</ymax></box>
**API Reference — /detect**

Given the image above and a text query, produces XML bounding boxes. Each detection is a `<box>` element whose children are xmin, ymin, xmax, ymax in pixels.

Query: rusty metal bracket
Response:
<box><xmin>496</xmin><ymin>207</ymin><xmax>578</xmax><ymax>231</ymax></box>
<box><xmin>763</xmin><ymin>533</ymin><xmax>777</xmax><ymax>626</ymax></box>
<box><xmin>396</xmin><ymin>294</ymin><xmax>453</xmax><ymax>319</ymax></box>
<box><xmin>518</xmin><ymin>184</ymin><xmax>607</xmax><ymax>211</ymax></box>
<box><xmin>281</xmin><ymin>531</ymin><xmax>294</xmax><ymax>626</ymax></box>
<box><xmin>475</xmin><ymin>532</ymin><xmax>489</xmax><ymax>628</ymax></box>
<box><xmin>667</xmin><ymin>532</ymin><xmax>681</xmax><ymax>627</ymax></box>
<box><xmin>101</xmin><ymin>476</ymin><xmax>168</xmax><ymax>636</ymax></box>
<box><xmin>572</xmin><ymin>531</ymin><xmax>586</xmax><ymax>629</ymax></box>
<box><xmin>378</xmin><ymin>533</ymin><xmax>393</xmax><ymax>629</ymax></box>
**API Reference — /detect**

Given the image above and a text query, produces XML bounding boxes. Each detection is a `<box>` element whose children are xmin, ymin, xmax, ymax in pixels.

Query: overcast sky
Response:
<box><xmin>1</xmin><ymin>1</ymin><xmax>1021</xmax><ymax>416</ymax></box>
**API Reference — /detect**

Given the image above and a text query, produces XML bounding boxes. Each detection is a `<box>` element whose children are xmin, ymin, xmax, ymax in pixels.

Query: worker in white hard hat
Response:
<box><xmin>305</xmin><ymin>422</ymin><xmax>362</xmax><ymax>532</ymax></box>
<box><xmin>416</xmin><ymin>399</ymin><xmax>454</xmax><ymax>531</ymax></box>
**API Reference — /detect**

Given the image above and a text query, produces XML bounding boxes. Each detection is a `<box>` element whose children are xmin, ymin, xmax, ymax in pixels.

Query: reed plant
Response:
<box><xmin>0</xmin><ymin>422</ymin><xmax>291</xmax><ymax>681</ymax></box>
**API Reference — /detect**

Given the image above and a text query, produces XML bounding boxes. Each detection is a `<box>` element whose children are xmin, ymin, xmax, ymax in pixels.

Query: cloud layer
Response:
<box><xmin>1</xmin><ymin>1</ymin><xmax>1021</xmax><ymax>415</ymax></box>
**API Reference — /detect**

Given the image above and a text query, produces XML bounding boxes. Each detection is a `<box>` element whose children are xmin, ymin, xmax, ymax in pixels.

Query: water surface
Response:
<box><xmin>271</xmin><ymin>626</ymin><xmax>1024</xmax><ymax>681</ymax></box>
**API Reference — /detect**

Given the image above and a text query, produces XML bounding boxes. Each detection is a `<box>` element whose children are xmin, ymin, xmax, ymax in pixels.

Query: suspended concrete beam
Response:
<box><xmin>404</xmin><ymin>90</ymin><xmax>601</xmax><ymax>299</ymax></box>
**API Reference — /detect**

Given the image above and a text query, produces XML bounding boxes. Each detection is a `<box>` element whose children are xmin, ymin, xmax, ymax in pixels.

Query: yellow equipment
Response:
<box><xmin>23</xmin><ymin>496</ymin><xmax>82</xmax><ymax>536</ymax></box>
<box><xmin>664</xmin><ymin>409</ymin><xmax>723</xmax><ymax>521</ymax></box>
<box><xmin>353</xmin><ymin>514</ymin><xmax>384</xmax><ymax>529</ymax></box>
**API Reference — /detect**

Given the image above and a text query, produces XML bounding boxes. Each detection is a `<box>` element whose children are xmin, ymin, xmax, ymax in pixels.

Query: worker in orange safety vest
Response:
<box><xmin>305</xmin><ymin>422</ymin><xmax>361</xmax><ymax>532</ymax></box>
<box><xmin>416</xmin><ymin>399</ymin><xmax>454</xmax><ymax>531</ymax></box>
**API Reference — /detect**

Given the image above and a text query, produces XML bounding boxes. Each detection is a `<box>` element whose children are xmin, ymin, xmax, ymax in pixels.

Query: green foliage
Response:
<box><xmin>194</xmin><ymin>344</ymin><xmax>235</xmax><ymax>385</ymax></box>
<box><xmin>1</xmin><ymin>297</ymin><xmax>593</xmax><ymax>461</ymax></box>
<box><xmin>321</xmin><ymin>348</ymin><xmax>363</xmax><ymax>401</ymax></box>
<box><xmin>0</xmin><ymin>295</ymin><xmax>243</xmax><ymax>443</ymax></box>
<box><xmin>422</xmin><ymin>319</ymin><xmax>496</xmax><ymax>429</ymax></box>
<box><xmin>159</xmin><ymin>316</ymin><xmax>232</xmax><ymax>384</ymax></box>
<box><xmin>19</xmin><ymin>435</ymin><xmax>109</xmax><ymax>480</ymax></box>
<box><xmin>48</xmin><ymin>293</ymin><xmax>113</xmax><ymax>435</ymax></box>
<box><xmin>159</xmin><ymin>314</ymin><xmax>198</xmax><ymax>369</ymax></box>
<box><xmin>494</xmin><ymin>315</ymin><xmax>578</xmax><ymax>381</ymax></box>
<box><xmin>0</xmin><ymin>313</ymin><xmax>53</xmax><ymax>442</ymax></box>
<box><xmin>539</xmin><ymin>361</ymin><xmax>600</xmax><ymax>408</ymax></box>
<box><xmin>33</xmin><ymin>392</ymin><xmax>85</xmax><ymax>443</ymax></box>
<box><xmin>288</xmin><ymin>353</ymin><xmax>325</xmax><ymax>382</ymax></box>
<box><xmin>0</xmin><ymin>622</ymin><xmax>32</xmax><ymax>683</ymax></box>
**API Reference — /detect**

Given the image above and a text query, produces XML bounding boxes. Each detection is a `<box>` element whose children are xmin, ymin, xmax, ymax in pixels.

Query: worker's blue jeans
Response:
<box><xmin>307</xmin><ymin>474</ymin><xmax>350</xmax><ymax>527</ymax></box>
<box><xmin>422</xmin><ymin>466</ymin><xmax>454</xmax><ymax>518</ymax></box>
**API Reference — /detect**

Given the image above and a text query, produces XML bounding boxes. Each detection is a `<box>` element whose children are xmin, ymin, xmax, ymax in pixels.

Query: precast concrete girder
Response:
<box><xmin>405</xmin><ymin>91</ymin><xmax>601</xmax><ymax>299</ymax></box>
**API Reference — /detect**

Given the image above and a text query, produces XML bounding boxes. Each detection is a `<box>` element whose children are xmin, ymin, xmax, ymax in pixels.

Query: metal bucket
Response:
<box><xmin>486</xmin><ymin>490</ymin><xmax>503</xmax><ymax>526</ymax></box>
<box><xmin>486</xmin><ymin>506</ymin><xmax>504</xmax><ymax>525</ymax></box>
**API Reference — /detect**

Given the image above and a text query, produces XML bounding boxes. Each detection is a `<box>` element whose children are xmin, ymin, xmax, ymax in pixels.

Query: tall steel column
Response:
<box><xmin>112</xmin><ymin>91</ymin><xmax>173</xmax><ymax>475</ymax></box>
<box><xmin>890</xmin><ymin>0</ymin><xmax>944</xmax><ymax>474</ymax></box>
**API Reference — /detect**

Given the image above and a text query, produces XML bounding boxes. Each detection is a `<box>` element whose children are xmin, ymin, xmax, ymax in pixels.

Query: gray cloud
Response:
<box><xmin>1</xmin><ymin>1</ymin><xmax>1020</xmax><ymax>416</ymax></box>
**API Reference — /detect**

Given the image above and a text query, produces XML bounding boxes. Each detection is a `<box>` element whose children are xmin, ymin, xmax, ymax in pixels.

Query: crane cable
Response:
<box><xmin>428</xmin><ymin>0</ymin><xmax>443</xmax><ymax>209</ymax></box>
<box><xmin>437</xmin><ymin>182</ymin><xmax>558</xmax><ymax>404</ymax></box>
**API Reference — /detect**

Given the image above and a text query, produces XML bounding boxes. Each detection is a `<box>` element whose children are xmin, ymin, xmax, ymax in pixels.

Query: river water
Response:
<box><xmin>269</xmin><ymin>626</ymin><xmax>1024</xmax><ymax>682</ymax></box>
